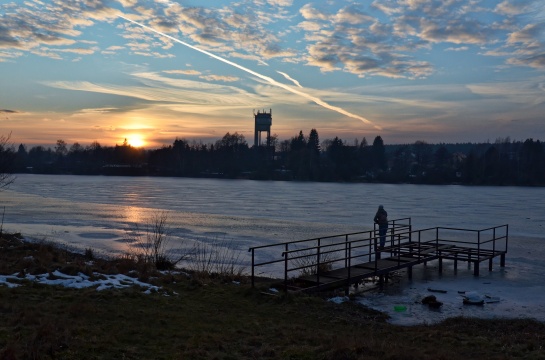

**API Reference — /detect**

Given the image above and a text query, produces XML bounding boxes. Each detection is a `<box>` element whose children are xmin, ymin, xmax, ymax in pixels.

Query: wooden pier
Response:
<box><xmin>248</xmin><ymin>218</ymin><xmax>508</xmax><ymax>293</ymax></box>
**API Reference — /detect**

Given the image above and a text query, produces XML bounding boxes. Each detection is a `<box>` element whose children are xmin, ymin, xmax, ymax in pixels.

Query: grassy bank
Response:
<box><xmin>1</xmin><ymin>233</ymin><xmax>544</xmax><ymax>359</ymax></box>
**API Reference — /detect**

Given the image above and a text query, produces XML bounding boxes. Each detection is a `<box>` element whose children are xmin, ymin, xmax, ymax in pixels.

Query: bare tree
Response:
<box><xmin>0</xmin><ymin>133</ymin><xmax>15</xmax><ymax>190</ymax></box>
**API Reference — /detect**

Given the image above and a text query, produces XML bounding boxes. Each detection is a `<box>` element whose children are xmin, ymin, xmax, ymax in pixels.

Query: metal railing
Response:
<box><xmin>248</xmin><ymin>218</ymin><xmax>412</xmax><ymax>288</ymax></box>
<box><xmin>249</xmin><ymin>219</ymin><xmax>509</xmax><ymax>292</ymax></box>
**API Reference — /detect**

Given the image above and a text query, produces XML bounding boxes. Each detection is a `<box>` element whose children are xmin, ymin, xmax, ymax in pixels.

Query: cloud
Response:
<box><xmin>419</xmin><ymin>19</ymin><xmax>494</xmax><ymax>44</ymax></box>
<box><xmin>42</xmin><ymin>72</ymin><xmax>269</xmax><ymax>108</ymax></box>
<box><xmin>2</xmin><ymin>0</ymin><xmax>544</xmax><ymax>75</ymax></box>
<box><xmin>266</xmin><ymin>0</ymin><xmax>293</xmax><ymax>6</ymax></box>
<box><xmin>200</xmin><ymin>75</ymin><xmax>240</xmax><ymax>82</ymax></box>
<box><xmin>0</xmin><ymin>0</ymin><xmax>120</xmax><ymax>61</ymax></box>
<box><xmin>118</xmin><ymin>15</ymin><xmax>381</xmax><ymax>129</ymax></box>
<box><xmin>507</xmin><ymin>23</ymin><xmax>544</xmax><ymax>45</ymax></box>
<box><xmin>503</xmin><ymin>22</ymin><xmax>545</xmax><ymax>68</ymax></box>
<box><xmin>300</xmin><ymin>4</ymin><xmax>329</xmax><ymax>21</ymax></box>
<box><xmin>56</xmin><ymin>47</ymin><xmax>97</xmax><ymax>55</ymax></box>
<box><xmin>118</xmin><ymin>0</ymin><xmax>139</xmax><ymax>8</ymax></box>
<box><xmin>507</xmin><ymin>54</ymin><xmax>545</xmax><ymax>69</ymax></box>
<box><xmin>106</xmin><ymin>45</ymin><xmax>125</xmax><ymax>51</ymax></box>
<box><xmin>495</xmin><ymin>0</ymin><xmax>532</xmax><ymax>16</ymax></box>
<box><xmin>164</xmin><ymin>69</ymin><xmax>202</xmax><ymax>75</ymax></box>
<box><xmin>334</xmin><ymin>5</ymin><xmax>374</xmax><ymax>24</ymax></box>
<box><xmin>298</xmin><ymin>5</ymin><xmax>435</xmax><ymax>79</ymax></box>
<box><xmin>77</xmin><ymin>107</ymin><xmax>120</xmax><ymax>114</ymax></box>
<box><xmin>445</xmin><ymin>46</ymin><xmax>469</xmax><ymax>51</ymax></box>
<box><xmin>466</xmin><ymin>77</ymin><xmax>545</xmax><ymax>106</ymax></box>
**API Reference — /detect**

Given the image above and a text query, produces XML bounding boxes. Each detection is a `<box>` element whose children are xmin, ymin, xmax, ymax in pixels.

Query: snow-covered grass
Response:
<box><xmin>0</xmin><ymin>269</ymin><xmax>161</xmax><ymax>293</ymax></box>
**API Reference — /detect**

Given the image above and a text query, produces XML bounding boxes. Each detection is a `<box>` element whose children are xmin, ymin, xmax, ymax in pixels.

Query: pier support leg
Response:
<box><xmin>473</xmin><ymin>261</ymin><xmax>479</xmax><ymax>276</ymax></box>
<box><xmin>454</xmin><ymin>257</ymin><xmax>458</xmax><ymax>273</ymax></box>
<box><xmin>439</xmin><ymin>258</ymin><xmax>443</xmax><ymax>274</ymax></box>
<box><xmin>500</xmin><ymin>254</ymin><xmax>506</xmax><ymax>267</ymax></box>
<box><xmin>489</xmin><ymin>259</ymin><xmax>493</xmax><ymax>271</ymax></box>
<box><xmin>378</xmin><ymin>275</ymin><xmax>384</xmax><ymax>288</ymax></box>
<box><xmin>408</xmin><ymin>266</ymin><xmax>413</xmax><ymax>280</ymax></box>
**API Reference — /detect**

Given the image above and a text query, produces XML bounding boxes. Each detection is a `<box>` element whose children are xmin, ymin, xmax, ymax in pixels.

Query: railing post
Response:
<box><xmin>284</xmin><ymin>243</ymin><xmax>288</xmax><ymax>292</ymax></box>
<box><xmin>418</xmin><ymin>230</ymin><xmax>422</xmax><ymax>259</ymax></box>
<box><xmin>369</xmin><ymin>231</ymin><xmax>372</xmax><ymax>262</ymax></box>
<box><xmin>502</xmin><ymin>225</ymin><xmax>508</xmax><ymax>267</ymax></box>
<box><xmin>477</xmin><ymin>230</ymin><xmax>481</xmax><ymax>258</ymax></box>
<box><xmin>347</xmin><ymin>242</ymin><xmax>352</xmax><ymax>291</ymax></box>
<box><xmin>475</xmin><ymin>231</ymin><xmax>481</xmax><ymax>276</ymax></box>
<box><xmin>505</xmin><ymin>224</ymin><xmax>509</xmax><ymax>252</ymax></box>
<box><xmin>345</xmin><ymin>234</ymin><xmax>349</xmax><ymax>268</ymax></box>
<box><xmin>316</xmin><ymin>238</ymin><xmax>321</xmax><ymax>289</ymax></box>
<box><xmin>251</xmin><ymin>248</ymin><xmax>255</xmax><ymax>288</ymax></box>
<box><xmin>389</xmin><ymin>226</ymin><xmax>394</xmax><ymax>247</ymax></box>
<box><xmin>493</xmin><ymin>227</ymin><xmax>496</xmax><ymax>253</ymax></box>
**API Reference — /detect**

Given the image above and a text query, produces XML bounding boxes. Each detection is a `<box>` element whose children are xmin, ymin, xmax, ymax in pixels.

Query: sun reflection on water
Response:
<box><xmin>124</xmin><ymin>206</ymin><xmax>144</xmax><ymax>225</ymax></box>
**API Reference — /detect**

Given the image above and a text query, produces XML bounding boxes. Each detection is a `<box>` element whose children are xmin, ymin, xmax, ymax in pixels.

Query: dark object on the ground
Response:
<box><xmin>422</xmin><ymin>295</ymin><xmax>437</xmax><ymax>304</ymax></box>
<box><xmin>463</xmin><ymin>298</ymin><xmax>484</xmax><ymax>305</ymax></box>
<box><xmin>422</xmin><ymin>295</ymin><xmax>443</xmax><ymax>308</ymax></box>
<box><xmin>428</xmin><ymin>288</ymin><xmax>447</xmax><ymax>293</ymax></box>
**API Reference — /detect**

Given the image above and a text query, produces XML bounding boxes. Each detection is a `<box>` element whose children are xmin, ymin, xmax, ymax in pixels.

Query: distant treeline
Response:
<box><xmin>4</xmin><ymin>130</ymin><xmax>545</xmax><ymax>186</ymax></box>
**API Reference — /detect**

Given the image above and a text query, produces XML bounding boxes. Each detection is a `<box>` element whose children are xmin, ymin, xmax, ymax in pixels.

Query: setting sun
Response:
<box><xmin>125</xmin><ymin>134</ymin><xmax>146</xmax><ymax>148</ymax></box>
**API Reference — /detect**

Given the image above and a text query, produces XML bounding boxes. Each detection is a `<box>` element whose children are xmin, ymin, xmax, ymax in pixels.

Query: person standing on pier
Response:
<box><xmin>374</xmin><ymin>205</ymin><xmax>388</xmax><ymax>249</ymax></box>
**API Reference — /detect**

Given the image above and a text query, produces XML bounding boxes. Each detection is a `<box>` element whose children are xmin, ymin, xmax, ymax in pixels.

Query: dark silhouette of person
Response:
<box><xmin>373</xmin><ymin>205</ymin><xmax>388</xmax><ymax>249</ymax></box>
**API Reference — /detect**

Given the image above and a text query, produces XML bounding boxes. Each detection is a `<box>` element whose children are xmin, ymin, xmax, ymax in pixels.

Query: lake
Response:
<box><xmin>2</xmin><ymin>174</ymin><xmax>545</xmax><ymax>325</ymax></box>
<box><xmin>2</xmin><ymin>174</ymin><xmax>544</xmax><ymax>245</ymax></box>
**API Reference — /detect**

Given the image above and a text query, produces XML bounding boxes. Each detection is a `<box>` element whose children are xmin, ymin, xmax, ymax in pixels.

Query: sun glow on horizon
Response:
<box><xmin>125</xmin><ymin>134</ymin><xmax>146</xmax><ymax>148</ymax></box>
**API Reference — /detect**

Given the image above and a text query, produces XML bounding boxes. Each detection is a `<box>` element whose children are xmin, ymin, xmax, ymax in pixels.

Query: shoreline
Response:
<box><xmin>3</xmin><ymin>231</ymin><xmax>545</xmax><ymax>326</ymax></box>
<box><xmin>1</xmin><ymin>232</ymin><xmax>545</xmax><ymax>358</ymax></box>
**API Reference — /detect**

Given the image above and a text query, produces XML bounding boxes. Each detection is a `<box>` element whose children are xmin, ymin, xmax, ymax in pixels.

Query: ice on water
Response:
<box><xmin>2</xmin><ymin>174</ymin><xmax>545</xmax><ymax>325</ymax></box>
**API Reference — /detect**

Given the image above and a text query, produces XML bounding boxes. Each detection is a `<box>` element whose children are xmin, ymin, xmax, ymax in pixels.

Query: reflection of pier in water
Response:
<box><xmin>249</xmin><ymin>218</ymin><xmax>508</xmax><ymax>293</ymax></box>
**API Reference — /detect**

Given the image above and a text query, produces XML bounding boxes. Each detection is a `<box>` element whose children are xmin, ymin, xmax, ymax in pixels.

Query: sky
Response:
<box><xmin>1</xmin><ymin>0</ymin><xmax>544</xmax><ymax>148</ymax></box>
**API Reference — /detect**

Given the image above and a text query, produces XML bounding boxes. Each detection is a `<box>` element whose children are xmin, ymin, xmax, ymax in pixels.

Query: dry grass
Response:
<box><xmin>188</xmin><ymin>237</ymin><xmax>246</xmax><ymax>279</ymax></box>
<box><xmin>123</xmin><ymin>212</ymin><xmax>191</xmax><ymax>271</ymax></box>
<box><xmin>1</xmin><ymin>233</ymin><xmax>544</xmax><ymax>359</ymax></box>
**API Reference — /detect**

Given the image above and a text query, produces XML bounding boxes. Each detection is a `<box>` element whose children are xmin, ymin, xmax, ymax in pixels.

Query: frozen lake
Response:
<box><xmin>2</xmin><ymin>174</ymin><xmax>545</xmax><ymax>325</ymax></box>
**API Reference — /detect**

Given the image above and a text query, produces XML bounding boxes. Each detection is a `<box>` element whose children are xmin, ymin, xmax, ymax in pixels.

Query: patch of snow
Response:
<box><xmin>0</xmin><ymin>270</ymin><xmax>161</xmax><ymax>293</ymax></box>
<box><xmin>328</xmin><ymin>296</ymin><xmax>349</xmax><ymax>304</ymax></box>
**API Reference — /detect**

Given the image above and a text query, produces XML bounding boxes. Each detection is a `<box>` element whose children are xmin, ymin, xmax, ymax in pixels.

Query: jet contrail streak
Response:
<box><xmin>277</xmin><ymin>71</ymin><xmax>303</xmax><ymax>88</ymax></box>
<box><xmin>118</xmin><ymin>14</ymin><xmax>381</xmax><ymax>130</ymax></box>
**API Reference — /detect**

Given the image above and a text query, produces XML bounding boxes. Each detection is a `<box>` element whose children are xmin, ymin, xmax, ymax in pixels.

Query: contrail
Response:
<box><xmin>277</xmin><ymin>71</ymin><xmax>303</xmax><ymax>88</ymax></box>
<box><xmin>118</xmin><ymin>14</ymin><xmax>381</xmax><ymax>130</ymax></box>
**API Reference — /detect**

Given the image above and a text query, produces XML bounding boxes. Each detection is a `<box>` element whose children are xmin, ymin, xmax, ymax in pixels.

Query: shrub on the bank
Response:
<box><xmin>123</xmin><ymin>212</ymin><xmax>190</xmax><ymax>271</ymax></box>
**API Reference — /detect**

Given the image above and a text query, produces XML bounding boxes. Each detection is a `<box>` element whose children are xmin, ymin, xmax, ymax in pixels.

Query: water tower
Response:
<box><xmin>254</xmin><ymin>109</ymin><xmax>272</xmax><ymax>148</ymax></box>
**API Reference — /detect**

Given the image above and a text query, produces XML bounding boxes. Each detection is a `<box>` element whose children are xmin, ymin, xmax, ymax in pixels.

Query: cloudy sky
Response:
<box><xmin>1</xmin><ymin>0</ymin><xmax>544</xmax><ymax>148</ymax></box>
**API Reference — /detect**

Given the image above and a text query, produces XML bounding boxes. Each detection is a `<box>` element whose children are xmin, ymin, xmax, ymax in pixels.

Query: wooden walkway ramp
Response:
<box><xmin>249</xmin><ymin>218</ymin><xmax>508</xmax><ymax>293</ymax></box>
